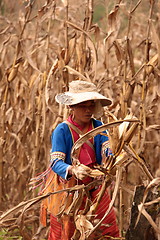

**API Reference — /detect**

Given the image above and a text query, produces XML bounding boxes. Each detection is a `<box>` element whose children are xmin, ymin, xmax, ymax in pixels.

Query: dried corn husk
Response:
<box><xmin>106</xmin><ymin>112</ymin><xmax>139</xmax><ymax>156</ymax></box>
<box><xmin>72</xmin><ymin>164</ymin><xmax>104</xmax><ymax>180</ymax></box>
<box><xmin>75</xmin><ymin>214</ymin><xmax>94</xmax><ymax>239</ymax></box>
<box><xmin>7</xmin><ymin>58</ymin><xmax>23</xmax><ymax>82</ymax></box>
<box><xmin>145</xmin><ymin>53</ymin><xmax>158</xmax><ymax>75</ymax></box>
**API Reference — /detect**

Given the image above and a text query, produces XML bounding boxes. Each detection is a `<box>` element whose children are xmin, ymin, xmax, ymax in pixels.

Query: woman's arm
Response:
<box><xmin>50</xmin><ymin>123</ymin><xmax>73</xmax><ymax>179</ymax></box>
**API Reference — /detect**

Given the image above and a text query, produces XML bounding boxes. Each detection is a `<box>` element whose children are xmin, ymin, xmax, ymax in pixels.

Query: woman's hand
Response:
<box><xmin>68</xmin><ymin>165</ymin><xmax>74</xmax><ymax>175</ymax></box>
<box><xmin>67</xmin><ymin>164</ymin><xmax>104</xmax><ymax>180</ymax></box>
<box><xmin>71</xmin><ymin>164</ymin><xmax>92</xmax><ymax>180</ymax></box>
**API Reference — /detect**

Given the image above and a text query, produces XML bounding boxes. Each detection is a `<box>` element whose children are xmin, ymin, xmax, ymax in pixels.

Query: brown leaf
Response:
<box><xmin>124</xmin><ymin>122</ymin><xmax>139</xmax><ymax>144</ymax></box>
<box><xmin>146</xmin><ymin>177</ymin><xmax>160</xmax><ymax>191</ymax></box>
<box><xmin>23</xmin><ymin>46</ymin><xmax>41</xmax><ymax>73</ymax></box>
<box><xmin>65</xmin><ymin>37</ymin><xmax>76</xmax><ymax>64</ymax></box>
<box><xmin>138</xmin><ymin>203</ymin><xmax>160</xmax><ymax>234</ymax></box>
<box><xmin>146</xmin><ymin>53</ymin><xmax>158</xmax><ymax>75</ymax></box>
<box><xmin>65</xmin><ymin>20</ymin><xmax>97</xmax><ymax>80</ymax></box>
<box><xmin>151</xmin><ymin>21</ymin><xmax>160</xmax><ymax>68</ymax></box>
<box><xmin>71</xmin><ymin>119</ymin><xmax>139</xmax><ymax>159</ymax></box>
<box><xmin>7</xmin><ymin>58</ymin><xmax>23</xmax><ymax>82</ymax></box>
<box><xmin>146</xmin><ymin>124</ymin><xmax>160</xmax><ymax>131</ymax></box>
<box><xmin>135</xmin><ymin>178</ymin><xmax>160</xmax><ymax>227</ymax></box>
<box><xmin>87</xmin><ymin>168</ymin><xmax>122</xmax><ymax>238</ymax></box>
<box><xmin>89</xmin><ymin>169</ymin><xmax>104</xmax><ymax>178</ymax></box>
<box><xmin>119</xmin><ymin>114</ymin><xmax>132</xmax><ymax>139</ymax></box>
<box><xmin>113</xmin><ymin>39</ymin><xmax>125</xmax><ymax>62</ymax></box>
<box><xmin>64</xmin><ymin>66</ymin><xmax>89</xmax><ymax>81</ymax></box>
<box><xmin>61</xmin><ymin>0</ymin><xmax>68</xmax><ymax>7</ymax></box>
<box><xmin>63</xmin><ymin>190</ymin><xmax>83</xmax><ymax>217</ymax></box>
<box><xmin>127</xmin><ymin>38</ymin><xmax>135</xmax><ymax>76</ymax></box>
<box><xmin>75</xmin><ymin>214</ymin><xmax>94</xmax><ymax>239</ymax></box>
<box><xmin>38</xmin><ymin>1</ymin><xmax>55</xmax><ymax>22</ymax></box>
<box><xmin>107</xmin><ymin>112</ymin><xmax>120</xmax><ymax>154</ymax></box>
<box><xmin>108</xmin><ymin>5</ymin><xmax>120</xmax><ymax>34</ymax></box>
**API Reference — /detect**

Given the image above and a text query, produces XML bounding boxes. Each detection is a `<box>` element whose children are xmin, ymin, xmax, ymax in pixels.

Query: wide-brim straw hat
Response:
<box><xmin>55</xmin><ymin>80</ymin><xmax>112</xmax><ymax>106</ymax></box>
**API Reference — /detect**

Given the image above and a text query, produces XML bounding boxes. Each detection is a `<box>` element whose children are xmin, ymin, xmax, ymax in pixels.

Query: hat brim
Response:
<box><xmin>55</xmin><ymin>91</ymin><xmax>112</xmax><ymax>106</ymax></box>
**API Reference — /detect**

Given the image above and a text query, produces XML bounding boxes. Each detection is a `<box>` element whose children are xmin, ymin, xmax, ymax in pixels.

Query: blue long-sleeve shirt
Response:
<box><xmin>50</xmin><ymin>118</ymin><xmax>110</xmax><ymax>179</ymax></box>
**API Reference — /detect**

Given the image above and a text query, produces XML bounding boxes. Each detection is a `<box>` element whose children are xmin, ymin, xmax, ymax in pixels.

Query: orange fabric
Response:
<box><xmin>40</xmin><ymin>204</ymin><xmax>47</xmax><ymax>227</ymax></box>
<box><xmin>61</xmin><ymin>215</ymin><xmax>75</xmax><ymax>240</ymax></box>
<box><xmin>40</xmin><ymin>170</ymin><xmax>76</xmax><ymax>226</ymax></box>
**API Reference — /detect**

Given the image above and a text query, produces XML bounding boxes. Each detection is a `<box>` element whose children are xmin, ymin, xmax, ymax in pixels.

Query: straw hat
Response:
<box><xmin>55</xmin><ymin>80</ymin><xmax>112</xmax><ymax>106</ymax></box>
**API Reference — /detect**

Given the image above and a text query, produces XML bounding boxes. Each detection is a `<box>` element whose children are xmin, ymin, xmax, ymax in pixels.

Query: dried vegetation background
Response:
<box><xmin>0</xmin><ymin>0</ymin><xmax>160</xmax><ymax>239</ymax></box>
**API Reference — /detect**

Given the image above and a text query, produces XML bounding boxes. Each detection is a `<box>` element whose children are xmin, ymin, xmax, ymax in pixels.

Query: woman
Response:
<box><xmin>40</xmin><ymin>80</ymin><xmax>119</xmax><ymax>239</ymax></box>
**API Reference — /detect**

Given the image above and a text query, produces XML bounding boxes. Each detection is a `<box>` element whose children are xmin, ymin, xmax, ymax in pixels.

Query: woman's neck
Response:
<box><xmin>70</xmin><ymin>115</ymin><xmax>91</xmax><ymax>132</ymax></box>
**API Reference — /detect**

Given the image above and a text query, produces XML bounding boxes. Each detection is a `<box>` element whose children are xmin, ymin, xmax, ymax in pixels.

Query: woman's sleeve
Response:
<box><xmin>50</xmin><ymin>124</ymin><xmax>71</xmax><ymax>179</ymax></box>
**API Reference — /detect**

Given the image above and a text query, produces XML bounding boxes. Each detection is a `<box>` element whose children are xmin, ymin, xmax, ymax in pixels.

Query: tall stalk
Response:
<box><xmin>122</xmin><ymin>0</ymin><xmax>142</xmax><ymax>118</ymax></box>
<box><xmin>138</xmin><ymin>0</ymin><xmax>155</xmax><ymax>151</ymax></box>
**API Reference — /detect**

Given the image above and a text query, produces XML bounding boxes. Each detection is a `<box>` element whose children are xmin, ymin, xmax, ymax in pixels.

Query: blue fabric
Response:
<box><xmin>51</xmin><ymin>118</ymin><xmax>109</xmax><ymax>179</ymax></box>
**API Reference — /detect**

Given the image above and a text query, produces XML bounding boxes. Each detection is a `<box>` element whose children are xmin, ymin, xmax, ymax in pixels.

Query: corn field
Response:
<box><xmin>0</xmin><ymin>0</ymin><xmax>160</xmax><ymax>239</ymax></box>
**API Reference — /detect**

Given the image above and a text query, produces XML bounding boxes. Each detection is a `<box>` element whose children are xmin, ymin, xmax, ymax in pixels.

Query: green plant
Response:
<box><xmin>0</xmin><ymin>228</ymin><xmax>22</xmax><ymax>240</ymax></box>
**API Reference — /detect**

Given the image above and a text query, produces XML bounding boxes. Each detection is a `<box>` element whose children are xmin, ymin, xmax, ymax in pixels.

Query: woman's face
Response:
<box><xmin>71</xmin><ymin>100</ymin><xmax>96</xmax><ymax>125</ymax></box>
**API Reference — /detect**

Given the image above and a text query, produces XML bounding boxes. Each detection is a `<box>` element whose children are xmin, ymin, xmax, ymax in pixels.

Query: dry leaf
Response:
<box><xmin>87</xmin><ymin>168</ymin><xmax>122</xmax><ymax>238</ymax></box>
<box><xmin>127</xmin><ymin>38</ymin><xmax>135</xmax><ymax>76</ymax></box>
<box><xmin>75</xmin><ymin>214</ymin><xmax>93</xmax><ymax>231</ymax></box>
<box><xmin>146</xmin><ymin>177</ymin><xmax>160</xmax><ymax>191</ymax></box>
<box><xmin>146</xmin><ymin>53</ymin><xmax>158</xmax><ymax>75</ymax></box>
<box><xmin>64</xmin><ymin>66</ymin><xmax>89</xmax><ymax>81</ymax></box>
<box><xmin>151</xmin><ymin>21</ymin><xmax>160</xmax><ymax>68</ymax></box>
<box><xmin>71</xmin><ymin>119</ymin><xmax>139</xmax><ymax>159</ymax></box>
<box><xmin>138</xmin><ymin>203</ymin><xmax>160</xmax><ymax>234</ymax></box>
<box><xmin>108</xmin><ymin>5</ymin><xmax>120</xmax><ymax>35</ymax></box>
<box><xmin>113</xmin><ymin>39</ymin><xmax>125</xmax><ymax>62</ymax></box>
<box><xmin>135</xmin><ymin>177</ymin><xmax>160</xmax><ymax>227</ymax></box>
<box><xmin>119</xmin><ymin>114</ymin><xmax>132</xmax><ymax>139</ymax></box>
<box><xmin>61</xmin><ymin>0</ymin><xmax>68</xmax><ymax>7</ymax></box>
<box><xmin>89</xmin><ymin>169</ymin><xmax>104</xmax><ymax>178</ymax></box>
<box><xmin>7</xmin><ymin>58</ymin><xmax>23</xmax><ymax>82</ymax></box>
<box><xmin>38</xmin><ymin>1</ymin><xmax>55</xmax><ymax>22</ymax></box>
